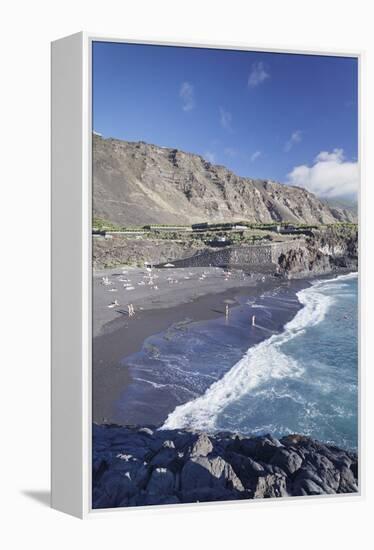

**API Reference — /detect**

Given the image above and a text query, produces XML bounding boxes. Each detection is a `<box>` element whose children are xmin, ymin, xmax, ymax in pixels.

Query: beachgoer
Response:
<box><xmin>225</xmin><ymin>304</ymin><xmax>229</xmax><ymax>320</ymax></box>
<box><xmin>251</xmin><ymin>314</ymin><xmax>256</xmax><ymax>326</ymax></box>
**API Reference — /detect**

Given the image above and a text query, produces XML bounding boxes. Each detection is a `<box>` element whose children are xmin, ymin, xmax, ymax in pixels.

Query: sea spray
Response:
<box><xmin>161</xmin><ymin>273</ymin><xmax>356</xmax><ymax>432</ymax></box>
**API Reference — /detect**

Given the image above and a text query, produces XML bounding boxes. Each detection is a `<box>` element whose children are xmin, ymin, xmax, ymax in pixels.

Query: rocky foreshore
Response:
<box><xmin>92</xmin><ymin>424</ymin><xmax>358</xmax><ymax>508</ymax></box>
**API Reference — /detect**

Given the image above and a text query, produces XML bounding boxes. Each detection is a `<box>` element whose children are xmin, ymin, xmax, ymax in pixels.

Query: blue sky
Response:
<box><xmin>93</xmin><ymin>42</ymin><xmax>358</xmax><ymax>199</ymax></box>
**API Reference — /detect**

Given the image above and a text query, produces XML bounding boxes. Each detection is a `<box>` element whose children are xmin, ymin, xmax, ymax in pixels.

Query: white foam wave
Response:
<box><xmin>332</xmin><ymin>271</ymin><xmax>358</xmax><ymax>281</ymax></box>
<box><xmin>161</xmin><ymin>275</ymin><xmax>341</xmax><ymax>432</ymax></box>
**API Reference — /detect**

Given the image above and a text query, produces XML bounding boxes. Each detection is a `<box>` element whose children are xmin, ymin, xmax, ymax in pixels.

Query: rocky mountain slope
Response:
<box><xmin>93</xmin><ymin>424</ymin><xmax>358</xmax><ymax>508</ymax></box>
<box><xmin>93</xmin><ymin>135</ymin><xmax>356</xmax><ymax>226</ymax></box>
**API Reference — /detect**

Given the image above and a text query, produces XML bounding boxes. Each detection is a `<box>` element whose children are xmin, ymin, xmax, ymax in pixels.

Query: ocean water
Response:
<box><xmin>117</xmin><ymin>273</ymin><xmax>358</xmax><ymax>450</ymax></box>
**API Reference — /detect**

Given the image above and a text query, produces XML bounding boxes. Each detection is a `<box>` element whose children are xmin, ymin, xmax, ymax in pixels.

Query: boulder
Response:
<box><xmin>338</xmin><ymin>466</ymin><xmax>358</xmax><ymax>493</ymax></box>
<box><xmin>281</xmin><ymin>434</ymin><xmax>310</xmax><ymax>446</ymax></box>
<box><xmin>92</xmin><ymin>457</ymin><xmax>108</xmax><ymax>484</ymax></box>
<box><xmin>270</xmin><ymin>447</ymin><xmax>303</xmax><ymax>475</ymax></box>
<box><xmin>237</xmin><ymin>435</ymin><xmax>282</xmax><ymax>462</ymax></box>
<box><xmin>181</xmin><ymin>456</ymin><xmax>244</xmax><ymax>493</ymax></box>
<box><xmin>252</xmin><ymin>473</ymin><xmax>288</xmax><ymax>498</ymax></box>
<box><xmin>292</xmin><ymin>478</ymin><xmax>327</xmax><ymax>496</ymax></box>
<box><xmin>162</xmin><ymin>440</ymin><xmax>176</xmax><ymax>449</ymax></box>
<box><xmin>147</xmin><ymin>467</ymin><xmax>175</xmax><ymax>495</ymax></box>
<box><xmin>111</xmin><ymin>455</ymin><xmax>149</xmax><ymax>486</ymax></box>
<box><xmin>100</xmin><ymin>470</ymin><xmax>139</xmax><ymax>505</ymax></box>
<box><xmin>190</xmin><ymin>433</ymin><xmax>214</xmax><ymax>457</ymax></box>
<box><xmin>149</xmin><ymin>446</ymin><xmax>179</xmax><ymax>470</ymax></box>
<box><xmin>138</xmin><ymin>427</ymin><xmax>154</xmax><ymax>437</ymax></box>
<box><xmin>226</xmin><ymin>451</ymin><xmax>265</xmax><ymax>488</ymax></box>
<box><xmin>291</xmin><ymin>468</ymin><xmax>336</xmax><ymax>496</ymax></box>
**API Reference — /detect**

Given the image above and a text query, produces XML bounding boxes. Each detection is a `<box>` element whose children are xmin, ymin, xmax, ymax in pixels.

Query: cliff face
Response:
<box><xmin>277</xmin><ymin>226</ymin><xmax>358</xmax><ymax>278</ymax></box>
<box><xmin>92</xmin><ymin>425</ymin><xmax>358</xmax><ymax>508</ymax></box>
<box><xmin>93</xmin><ymin>135</ymin><xmax>356</xmax><ymax>226</ymax></box>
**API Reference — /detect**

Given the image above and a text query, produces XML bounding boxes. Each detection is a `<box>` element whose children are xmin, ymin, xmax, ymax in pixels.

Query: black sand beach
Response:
<box><xmin>92</xmin><ymin>266</ymin><xmax>309</xmax><ymax>425</ymax></box>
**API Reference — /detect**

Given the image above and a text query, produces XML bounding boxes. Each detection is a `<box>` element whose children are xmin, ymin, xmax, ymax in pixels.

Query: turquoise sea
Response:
<box><xmin>117</xmin><ymin>273</ymin><xmax>358</xmax><ymax>450</ymax></box>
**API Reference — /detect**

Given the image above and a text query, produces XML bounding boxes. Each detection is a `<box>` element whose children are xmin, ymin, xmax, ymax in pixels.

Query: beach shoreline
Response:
<box><xmin>93</xmin><ymin>265</ymin><xmax>356</xmax><ymax>427</ymax></box>
<box><xmin>93</xmin><ymin>265</ymin><xmax>262</xmax><ymax>338</ymax></box>
<box><xmin>93</xmin><ymin>266</ymin><xmax>310</xmax><ymax>424</ymax></box>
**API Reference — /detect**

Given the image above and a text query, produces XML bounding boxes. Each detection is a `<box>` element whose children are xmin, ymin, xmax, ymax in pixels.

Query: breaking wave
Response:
<box><xmin>161</xmin><ymin>274</ymin><xmax>357</xmax><ymax>431</ymax></box>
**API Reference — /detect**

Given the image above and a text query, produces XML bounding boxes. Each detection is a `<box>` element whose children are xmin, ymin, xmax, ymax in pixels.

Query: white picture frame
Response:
<box><xmin>51</xmin><ymin>32</ymin><xmax>363</xmax><ymax>518</ymax></box>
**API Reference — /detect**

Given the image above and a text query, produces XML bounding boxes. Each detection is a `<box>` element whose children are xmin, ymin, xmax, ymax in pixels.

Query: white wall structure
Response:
<box><xmin>51</xmin><ymin>32</ymin><xmax>90</xmax><ymax>518</ymax></box>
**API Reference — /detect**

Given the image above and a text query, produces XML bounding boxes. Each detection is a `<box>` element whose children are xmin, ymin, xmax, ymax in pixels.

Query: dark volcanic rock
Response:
<box><xmin>277</xmin><ymin>225</ymin><xmax>358</xmax><ymax>278</ymax></box>
<box><xmin>92</xmin><ymin>425</ymin><xmax>358</xmax><ymax>508</ymax></box>
<box><xmin>181</xmin><ymin>456</ymin><xmax>244</xmax><ymax>493</ymax></box>
<box><xmin>252</xmin><ymin>473</ymin><xmax>289</xmax><ymax>498</ymax></box>
<box><xmin>338</xmin><ymin>466</ymin><xmax>358</xmax><ymax>493</ymax></box>
<box><xmin>270</xmin><ymin>447</ymin><xmax>303</xmax><ymax>475</ymax></box>
<box><xmin>147</xmin><ymin>467</ymin><xmax>176</xmax><ymax>495</ymax></box>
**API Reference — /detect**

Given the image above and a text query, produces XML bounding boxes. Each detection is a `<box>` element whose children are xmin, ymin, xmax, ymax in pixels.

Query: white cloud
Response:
<box><xmin>219</xmin><ymin>107</ymin><xmax>233</xmax><ymax>132</ymax></box>
<box><xmin>224</xmin><ymin>147</ymin><xmax>237</xmax><ymax>157</ymax></box>
<box><xmin>248</xmin><ymin>62</ymin><xmax>270</xmax><ymax>88</ymax></box>
<box><xmin>179</xmin><ymin>81</ymin><xmax>195</xmax><ymax>111</ymax></box>
<box><xmin>287</xmin><ymin>148</ymin><xmax>359</xmax><ymax>199</ymax></box>
<box><xmin>284</xmin><ymin>130</ymin><xmax>302</xmax><ymax>152</ymax></box>
<box><xmin>315</xmin><ymin>149</ymin><xmax>344</xmax><ymax>163</ymax></box>
<box><xmin>204</xmin><ymin>151</ymin><xmax>216</xmax><ymax>164</ymax></box>
<box><xmin>250</xmin><ymin>150</ymin><xmax>261</xmax><ymax>162</ymax></box>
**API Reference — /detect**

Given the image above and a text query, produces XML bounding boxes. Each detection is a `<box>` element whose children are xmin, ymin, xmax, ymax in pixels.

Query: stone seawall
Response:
<box><xmin>158</xmin><ymin>240</ymin><xmax>306</xmax><ymax>272</ymax></box>
<box><xmin>156</xmin><ymin>233</ymin><xmax>359</xmax><ymax>279</ymax></box>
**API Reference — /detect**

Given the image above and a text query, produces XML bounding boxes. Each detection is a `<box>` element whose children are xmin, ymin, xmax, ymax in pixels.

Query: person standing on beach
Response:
<box><xmin>225</xmin><ymin>304</ymin><xmax>229</xmax><ymax>320</ymax></box>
